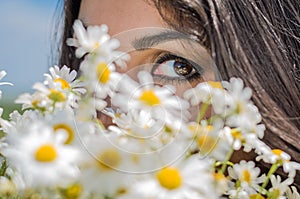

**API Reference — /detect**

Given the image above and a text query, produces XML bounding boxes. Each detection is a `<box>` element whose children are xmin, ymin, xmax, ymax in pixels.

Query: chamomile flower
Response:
<box><xmin>44</xmin><ymin>65</ymin><xmax>85</xmax><ymax>95</ymax></box>
<box><xmin>257</xmin><ymin>148</ymin><xmax>300</xmax><ymax>178</ymax></box>
<box><xmin>228</xmin><ymin>160</ymin><xmax>265</xmax><ymax>193</ymax></box>
<box><xmin>79</xmin><ymin>57</ymin><xmax>123</xmax><ymax>102</ymax></box>
<box><xmin>15</xmin><ymin>92</ymin><xmax>51</xmax><ymax>112</ymax></box>
<box><xmin>0</xmin><ymin>110</ymin><xmax>43</xmax><ymax>136</ymax></box>
<box><xmin>222</xmin><ymin>78</ymin><xmax>262</xmax><ymax>131</ymax></box>
<box><xmin>78</xmin><ymin>133</ymin><xmax>134</xmax><ymax>197</ymax></box>
<box><xmin>0</xmin><ymin>176</ymin><xmax>17</xmax><ymax>197</ymax></box>
<box><xmin>191</xmin><ymin>122</ymin><xmax>230</xmax><ymax>161</ymax></box>
<box><xmin>67</xmin><ymin>20</ymin><xmax>115</xmax><ymax>58</ymax></box>
<box><xmin>286</xmin><ymin>186</ymin><xmax>300</xmax><ymax>199</ymax></box>
<box><xmin>67</xmin><ymin>20</ymin><xmax>130</xmax><ymax>68</ymax></box>
<box><xmin>16</xmin><ymin>81</ymin><xmax>76</xmax><ymax>112</ymax></box>
<box><xmin>35</xmin><ymin>82</ymin><xmax>75</xmax><ymax>109</ymax></box>
<box><xmin>44</xmin><ymin>109</ymin><xmax>95</xmax><ymax>146</ymax></box>
<box><xmin>123</xmin><ymin>155</ymin><xmax>218</xmax><ymax>199</ymax></box>
<box><xmin>268</xmin><ymin>175</ymin><xmax>293</xmax><ymax>199</ymax></box>
<box><xmin>112</xmin><ymin>71</ymin><xmax>190</xmax><ymax>127</ymax></box>
<box><xmin>184</xmin><ymin>81</ymin><xmax>223</xmax><ymax>105</ymax></box>
<box><xmin>112</xmin><ymin>109</ymin><xmax>164</xmax><ymax>137</ymax></box>
<box><xmin>2</xmin><ymin>122</ymin><xmax>80</xmax><ymax>188</ymax></box>
<box><xmin>110</xmin><ymin>109</ymin><xmax>187</xmax><ymax>152</ymax></box>
<box><xmin>0</xmin><ymin>70</ymin><xmax>13</xmax><ymax>99</ymax></box>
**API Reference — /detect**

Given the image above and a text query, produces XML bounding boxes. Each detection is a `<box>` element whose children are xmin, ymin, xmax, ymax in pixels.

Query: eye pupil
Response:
<box><xmin>174</xmin><ymin>60</ymin><xmax>193</xmax><ymax>76</ymax></box>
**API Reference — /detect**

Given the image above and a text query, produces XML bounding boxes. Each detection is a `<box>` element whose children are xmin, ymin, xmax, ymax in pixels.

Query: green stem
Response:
<box><xmin>254</xmin><ymin>163</ymin><xmax>279</xmax><ymax>199</ymax></box>
<box><xmin>0</xmin><ymin>158</ymin><xmax>8</xmax><ymax>176</ymax></box>
<box><xmin>196</xmin><ymin>102</ymin><xmax>210</xmax><ymax>124</ymax></box>
<box><xmin>261</xmin><ymin>163</ymin><xmax>279</xmax><ymax>189</ymax></box>
<box><xmin>221</xmin><ymin>146</ymin><xmax>234</xmax><ymax>173</ymax></box>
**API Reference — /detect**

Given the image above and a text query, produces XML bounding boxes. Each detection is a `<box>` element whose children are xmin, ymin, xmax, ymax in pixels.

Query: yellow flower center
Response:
<box><xmin>269</xmin><ymin>189</ymin><xmax>281</xmax><ymax>199</ymax></box>
<box><xmin>236</xmin><ymin>102</ymin><xmax>244</xmax><ymax>114</ymax></box>
<box><xmin>157</xmin><ymin>167</ymin><xmax>182</xmax><ymax>190</ymax></box>
<box><xmin>213</xmin><ymin>172</ymin><xmax>226</xmax><ymax>181</ymax></box>
<box><xmin>250</xmin><ymin>194</ymin><xmax>265</xmax><ymax>199</ymax></box>
<box><xmin>96</xmin><ymin>62</ymin><xmax>110</xmax><ymax>84</ymax></box>
<box><xmin>272</xmin><ymin>149</ymin><xmax>283</xmax><ymax>156</ymax></box>
<box><xmin>207</xmin><ymin>81</ymin><xmax>222</xmax><ymax>89</ymax></box>
<box><xmin>65</xmin><ymin>184</ymin><xmax>82</xmax><ymax>199</ymax></box>
<box><xmin>32</xmin><ymin>100</ymin><xmax>39</xmax><ymax>107</ymax></box>
<box><xmin>97</xmin><ymin>149</ymin><xmax>121</xmax><ymax>170</ymax></box>
<box><xmin>164</xmin><ymin>125</ymin><xmax>173</xmax><ymax>133</ymax></box>
<box><xmin>53</xmin><ymin>123</ymin><xmax>74</xmax><ymax>144</ymax></box>
<box><xmin>116</xmin><ymin>188</ymin><xmax>127</xmax><ymax>196</ymax></box>
<box><xmin>54</xmin><ymin>78</ymin><xmax>70</xmax><ymax>89</ymax></box>
<box><xmin>242</xmin><ymin>170</ymin><xmax>251</xmax><ymax>183</ymax></box>
<box><xmin>93</xmin><ymin>42</ymin><xmax>100</xmax><ymax>50</ymax></box>
<box><xmin>198</xmin><ymin>135</ymin><xmax>216</xmax><ymax>153</ymax></box>
<box><xmin>35</xmin><ymin>144</ymin><xmax>57</xmax><ymax>162</ymax></box>
<box><xmin>48</xmin><ymin>89</ymin><xmax>66</xmax><ymax>102</ymax></box>
<box><xmin>231</xmin><ymin>129</ymin><xmax>244</xmax><ymax>141</ymax></box>
<box><xmin>139</xmin><ymin>90</ymin><xmax>160</xmax><ymax>106</ymax></box>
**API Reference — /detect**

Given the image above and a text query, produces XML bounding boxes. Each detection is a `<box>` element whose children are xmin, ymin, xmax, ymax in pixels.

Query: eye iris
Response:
<box><xmin>173</xmin><ymin>60</ymin><xmax>193</xmax><ymax>76</ymax></box>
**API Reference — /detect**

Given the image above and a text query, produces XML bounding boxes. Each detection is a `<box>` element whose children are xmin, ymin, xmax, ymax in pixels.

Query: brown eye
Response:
<box><xmin>173</xmin><ymin>60</ymin><xmax>194</xmax><ymax>76</ymax></box>
<box><xmin>151</xmin><ymin>53</ymin><xmax>203</xmax><ymax>83</ymax></box>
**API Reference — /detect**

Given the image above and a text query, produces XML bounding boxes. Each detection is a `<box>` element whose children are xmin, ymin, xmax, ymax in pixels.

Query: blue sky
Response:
<box><xmin>0</xmin><ymin>0</ymin><xmax>59</xmax><ymax>100</ymax></box>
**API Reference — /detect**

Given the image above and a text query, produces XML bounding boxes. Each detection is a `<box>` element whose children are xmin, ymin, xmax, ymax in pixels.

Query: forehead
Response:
<box><xmin>79</xmin><ymin>0</ymin><xmax>167</xmax><ymax>36</ymax></box>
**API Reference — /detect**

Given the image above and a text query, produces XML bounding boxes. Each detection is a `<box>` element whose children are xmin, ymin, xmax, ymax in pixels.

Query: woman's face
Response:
<box><xmin>78</xmin><ymin>0</ymin><xmax>255</xmax><ymax>164</ymax></box>
<box><xmin>79</xmin><ymin>0</ymin><xmax>215</xmax><ymax>95</ymax></box>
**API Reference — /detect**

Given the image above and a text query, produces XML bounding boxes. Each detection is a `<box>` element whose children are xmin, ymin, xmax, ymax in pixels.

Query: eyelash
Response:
<box><xmin>151</xmin><ymin>53</ymin><xmax>204</xmax><ymax>84</ymax></box>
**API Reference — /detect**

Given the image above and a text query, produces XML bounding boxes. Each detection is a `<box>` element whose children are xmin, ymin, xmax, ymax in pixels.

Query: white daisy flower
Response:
<box><xmin>0</xmin><ymin>176</ymin><xmax>17</xmax><ymax>197</ymax></box>
<box><xmin>257</xmin><ymin>148</ymin><xmax>300</xmax><ymax>178</ymax></box>
<box><xmin>228</xmin><ymin>160</ymin><xmax>265</xmax><ymax>193</ymax></box>
<box><xmin>183</xmin><ymin>81</ymin><xmax>224</xmax><ymax>108</ymax></box>
<box><xmin>44</xmin><ymin>65</ymin><xmax>85</xmax><ymax>95</ymax></box>
<box><xmin>110</xmin><ymin>109</ymin><xmax>188</xmax><ymax>151</ymax></box>
<box><xmin>112</xmin><ymin>109</ymin><xmax>165</xmax><ymax>137</ymax></box>
<box><xmin>75</xmin><ymin>97</ymin><xmax>101</xmax><ymax>121</ymax></box>
<box><xmin>286</xmin><ymin>186</ymin><xmax>300</xmax><ymax>199</ymax></box>
<box><xmin>67</xmin><ymin>19</ymin><xmax>130</xmax><ymax>68</ymax></box>
<box><xmin>227</xmin><ymin>188</ymin><xmax>252</xmax><ymax>199</ymax></box>
<box><xmin>257</xmin><ymin>148</ymin><xmax>291</xmax><ymax>164</ymax></box>
<box><xmin>112</xmin><ymin>71</ymin><xmax>190</xmax><ymax>127</ymax></box>
<box><xmin>44</xmin><ymin>109</ymin><xmax>95</xmax><ymax>146</ymax></box>
<box><xmin>0</xmin><ymin>110</ymin><xmax>43</xmax><ymax>136</ymax></box>
<box><xmin>121</xmin><ymin>155</ymin><xmax>218</xmax><ymax>199</ymax></box>
<box><xmin>191</xmin><ymin>122</ymin><xmax>230</xmax><ymax>161</ymax></box>
<box><xmin>212</xmin><ymin>171</ymin><xmax>230</xmax><ymax>194</ymax></box>
<box><xmin>15</xmin><ymin>92</ymin><xmax>52</xmax><ymax>112</ymax></box>
<box><xmin>78</xmin><ymin>133</ymin><xmax>135</xmax><ymax>198</ymax></box>
<box><xmin>34</xmin><ymin>82</ymin><xmax>76</xmax><ymax>110</ymax></box>
<box><xmin>0</xmin><ymin>70</ymin><xmax>13</xmax><ymax>99</ymax></box>
<box><xmin>67</xmin><ymin>20</ymin><xmax>115</xmax><ymax>58</ymax></box>
<box><xmin>79</xmin><ymin>57</ymin><xmax>123</xmax><ymax>102</ymax></box>
<box><xmin>2</xmin><ymin>122</ymin><xmax>80</xmax><ymax>188</ymax></box>
<box><xmin>16</xmin><ymin>66</ymin><xmax>84</xmax><ymax>112</ymax></box>
<box><xmin>222</xmin><ymin>78</ymin><xmax>262</xmax><ymax>131</ymax></box>
<box><xmin>268</xmin><ymin>175</ymin><xmax>293</xmax><ymax>199</ymax></box>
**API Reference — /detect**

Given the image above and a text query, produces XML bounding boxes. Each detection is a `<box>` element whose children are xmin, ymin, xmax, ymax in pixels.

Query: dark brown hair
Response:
<box><xmin>56</xmin><ymin>0</ymin><xmax>300</xmax><ymax>188</ymax></box>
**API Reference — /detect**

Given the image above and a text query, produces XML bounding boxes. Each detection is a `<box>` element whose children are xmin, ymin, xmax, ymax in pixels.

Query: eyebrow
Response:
<box><xmin>132</xmin><ymin>30</ymin><xmax>193</xmax><ymax>50</ymax></box>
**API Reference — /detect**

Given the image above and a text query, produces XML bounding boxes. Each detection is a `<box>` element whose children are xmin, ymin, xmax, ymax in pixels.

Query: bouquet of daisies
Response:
<box><xmin>0</xmin><ymin>20</ymin><xmax>299</xmax><ymax>199</ymax></box>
